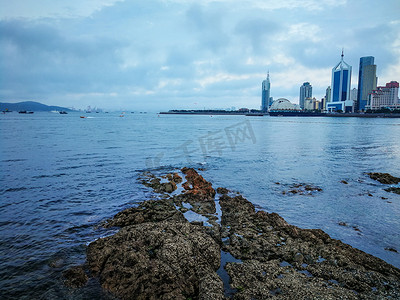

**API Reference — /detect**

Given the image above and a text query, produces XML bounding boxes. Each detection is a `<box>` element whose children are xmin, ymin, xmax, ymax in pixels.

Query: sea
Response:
<box><xmin>1</xmin><ymin>111</ymin><xmax>400</xmax><ymax>299</ymax></box>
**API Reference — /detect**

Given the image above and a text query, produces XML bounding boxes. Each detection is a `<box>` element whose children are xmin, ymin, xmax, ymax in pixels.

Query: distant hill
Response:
<box><xmin>0</xmin><ymin>101</ymin><xmax>74</xmax><ymax>112</ymax></box>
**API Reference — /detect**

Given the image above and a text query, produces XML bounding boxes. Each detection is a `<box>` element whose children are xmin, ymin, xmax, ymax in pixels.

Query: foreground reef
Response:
<box><xmin>66</xmin><ymin>168</ymin><xmax>400</xmax><ymax>299</ymax></box>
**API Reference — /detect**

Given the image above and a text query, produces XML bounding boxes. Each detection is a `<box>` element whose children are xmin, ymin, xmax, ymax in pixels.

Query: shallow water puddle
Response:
<box><xmin>217</xmin><ymin>250</ymin><xmax>242</xmax><ymax>297</ymax></box>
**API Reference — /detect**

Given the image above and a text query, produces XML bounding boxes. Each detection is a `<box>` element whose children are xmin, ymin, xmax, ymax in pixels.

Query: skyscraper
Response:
<box><xmin>261</xmin><ymin>71</ymin><xmax>271</xmax><ymax>111</ymax></box>
<box><xmin>357</xmin><ymin>56</ymin><xmax>377</xmax><ymax>111</ymax></box>
<box><xmin>299</xmin><ymin>82</ymin><xmax>312</xmax><ymax>110</ymax></box>
<box><xmin>327</xmin><ymin>50</ymin><xmax>353</xmax><ymax>112</ymax></box>
<box><xmin>323</xmin><ymin>86</ymin><xmax>331</xmax><ymax>112</ymax></box>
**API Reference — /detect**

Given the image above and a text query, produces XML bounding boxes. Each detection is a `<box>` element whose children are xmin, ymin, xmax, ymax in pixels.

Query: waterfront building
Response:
<box><xmin>324</xmin><ymin>86</ymin><xmax>331</xmax><ymax>112</ymax></box>
<box><xmin>357</xmin><ymin>56</ymin><xmax>377</xmax><ymax>111</ymax></box>
<box><xmin>368</xmin><ymin>81</ymin><xmax>400</xmax><ymax>110</ymax></box>
<box><xmin>261</xmin><ymin>71</ymin><xmax>271</xmax><ymax>111</ymax></box>
<box><xmin>321</xmin><ymin>96</ymin><xmax>326</xmax><ymax>111</ymax></box>
<box><xmin>351</xmin><ymin>88</ymin><xmax>358</xmax><ymax>101</ymax></box>
<box><xmin>327</xmin><ymin>51</ymin><xmax>353</xmax><ymax>112</ymax></box>
<box><xmin>304</xmin><ymin>97</ymin><xmax>321</xmax><ymax>110</ymax></box>
<box><xmin>269</xmin><ymin>98</ymin><xmax>301</xmax><ymax>111</ymax></box>
<box><xmin>325</xmin><ymin>86</ymin><xmax>331</xmax><ymax>103</ymax></box>
<box><xmin>299</xmin><ymin>82</ymin><xmax>312</xmax><ymax>110</ymax></box>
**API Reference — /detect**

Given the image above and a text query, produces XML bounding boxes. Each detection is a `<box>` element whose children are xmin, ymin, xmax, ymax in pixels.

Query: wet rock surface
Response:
<box><xmin>72</xmin><ymin>168</ymin><xmax>400</xmax><ymax>299</ymax></box>
<box><xmin>63</xmin><ymin>266</ymin><xmax>88</xmax><ymax>288</ymax></box>
<box><xmin>384</xmin><ymin>187</ymin><xmax>400</xmax><ymax>195</ymax></box>
<box><xmin>281</xmin><ymin>183</ymin><xmax>323</xmax><ymax>196</ymax></box>
<box><xmin>367</xmin><ymin>172</ymin><xmax>400</xmax><ymax>184</ymax></box>
<box><xmin>367</xmin><ymin>172</ymin><xmax>400</xmax><ymax>195</ymax></box>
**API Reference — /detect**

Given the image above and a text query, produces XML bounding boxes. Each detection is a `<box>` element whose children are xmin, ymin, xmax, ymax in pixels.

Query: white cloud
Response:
<box><xmin>196</xmin><ymin>73</ymin><xmax>252</xmax><ymax>88</ymax></box>
<box><xmin>164</xmin><ymin>0</ymin><xmax>346</xmax><ymax>11</ymax></box>
<box><xmin>0</xmin><ymin>0</ymin><xmax>123</xmax><ymax>19</ymax></box>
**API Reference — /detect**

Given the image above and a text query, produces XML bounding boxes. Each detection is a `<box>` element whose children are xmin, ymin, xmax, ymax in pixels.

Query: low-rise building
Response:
<box><xmin>368</xmin><ymin>81</ymin><xmax>400</xmax><ymax>110</ymax></box>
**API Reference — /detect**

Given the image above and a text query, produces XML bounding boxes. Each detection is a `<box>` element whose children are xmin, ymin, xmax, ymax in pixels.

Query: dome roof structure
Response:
<box><xmin>269</xmin><ymin>98</ymin><xmax>301</xmax><ymax>111</ymax></box>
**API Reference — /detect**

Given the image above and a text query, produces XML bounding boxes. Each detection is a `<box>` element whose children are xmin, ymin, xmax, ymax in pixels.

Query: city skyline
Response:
<box><xmin>1</xmin><ymin>0</ymin><xmax>399</xmax><ymax>111</ymax></box>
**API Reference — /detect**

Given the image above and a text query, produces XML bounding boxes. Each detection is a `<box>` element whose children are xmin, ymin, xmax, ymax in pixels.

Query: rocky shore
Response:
<box><xmin>65</xmin><ymin>168</ymin><xmax>400</xmax><ymax>299</ymax></box>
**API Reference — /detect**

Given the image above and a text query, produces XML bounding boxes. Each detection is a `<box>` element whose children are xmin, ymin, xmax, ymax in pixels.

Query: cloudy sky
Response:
<box><xmin>1</xmin><ymin>0</ymin><xmax>399</xmax><ymax>111</ymax></box>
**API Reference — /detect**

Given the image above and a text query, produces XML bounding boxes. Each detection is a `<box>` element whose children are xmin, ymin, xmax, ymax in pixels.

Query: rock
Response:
<box><xmin>216</xmin><ymin>187</ymin><xmax>229</xmax><ymax>194</ymax></box>
<box><xmin>385</xmin><ymin>187</ymin><xmax>400</xmax><ymax>195</ymax></box>
<box><xmin>172</xmin><ymin>172</ymin><xmax>182</xmax><ymax>183</ymax></box>
<box><xmin>105</xmin><ymin>198</ymin><xmax>186</xmax><ymax>228</ymax></box>
<box><xmin>367</xmin><ymin>172</ymin><xmax>400</xmax><ymax>184</ymax></box>
<box><xmin>162</xmin><ymin>182</ymin><xmax>176</xmax><ymax>193</ymax></box>
<box><xmin>48</xmin><ymin>257</ymin><xmax>64</xmax><ymax>268</ymax></box>
<box><xmin>218</xmin><ymin>193</ymin><xmax>400</xmax><ymax>299</ymax></box>
<box><xmin>282</xmin><ymin>183</ymin><xmax>323</xmax><ymax>195</ymax></box>
<box><xmin>181</xmin><ymin>167</ymin><xmax>216</xmax><ymax>200</ymax></box>
<box><xmin>87</xmin><ymin>221</ymin><xmax>223</xmax><ymax>300</ymax></box>
<box><xmin>385</xmin><ymin>247</ymin><xmax>398</xmax><ymax>253</ymax></box>
<box><xmin>82</xmin><ymin>169</ymin><xmax>400</xmax><ymax>299</ymax></box>
<box><xmin>63</xmin><ymin>266</ymin><xmax>88</xmax><ymax>288</ymax></box>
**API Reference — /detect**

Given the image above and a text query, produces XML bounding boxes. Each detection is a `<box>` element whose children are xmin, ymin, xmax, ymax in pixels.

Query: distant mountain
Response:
<box><xmin>0</xmin><ymin>101</ymin><xmax>74</xmax><ymax>112</ymax></box>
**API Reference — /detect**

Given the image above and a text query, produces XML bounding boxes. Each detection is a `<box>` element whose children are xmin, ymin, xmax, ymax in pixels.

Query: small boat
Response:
<box><xmin>80</xmin><ymin>116</ymin><xmax>86</xmax><ymax>118</ymax></box>
<box><xmin>59</xmin><ymin>111</ymin><xmax>68</xmax><ymax>114</ymax></box>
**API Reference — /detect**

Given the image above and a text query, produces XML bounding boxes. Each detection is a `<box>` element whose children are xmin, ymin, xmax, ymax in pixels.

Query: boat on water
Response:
<box><xmin>59</xmin><ymin>111</ymin><xmax>68</xmax><ymax>114</ymax></box>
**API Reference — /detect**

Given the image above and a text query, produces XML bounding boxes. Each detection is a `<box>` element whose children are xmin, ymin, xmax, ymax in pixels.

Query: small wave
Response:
<box><xmin>1</xmin><ymin>159</ymin><xmax>27</xmax><ymax>163</ymax></box>
<box><xmin>57</xmin><ymin>164</ymin><xmax>91</xmax><ymax>171</ymax></box>
<box><xmin>3</xmin><ymin>187</ymin><xmax>28</xmax><ymax>193</ymax></box>
<box><xmin>32</xmin><ymin>173</ymin><xmax>67</xmax><ymax>179</ymax></box>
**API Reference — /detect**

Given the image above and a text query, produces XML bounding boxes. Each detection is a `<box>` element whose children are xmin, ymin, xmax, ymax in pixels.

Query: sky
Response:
<box><xmin>1</xmin><ymin>0</ymin><xmax>399</xmax><ymax>111</ymax></box>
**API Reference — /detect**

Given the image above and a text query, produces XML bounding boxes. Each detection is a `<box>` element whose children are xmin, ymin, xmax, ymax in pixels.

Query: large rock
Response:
<box><xmin>87</xmin><ymin>221</ymin><xmax>223</xmax><ymax>300</ymax></box>
<box><xmin>80</xmin><ymin>170</ymin><xmax>400</xmax><ymax>299</ymax></box>
<box><xmin>219</xmin><ymin>194</ymin><xmax>400</xmax><ymax>299</ymax></box>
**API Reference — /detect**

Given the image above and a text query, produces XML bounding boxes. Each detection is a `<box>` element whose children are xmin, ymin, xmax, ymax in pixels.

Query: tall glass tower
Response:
<box><xmin>261</xmin><ymin>71</ymin><xmax>270</xmax><ymax>111</ymax></box>
<box><xmin>327</xmin><ymin>50</ymin><xmax>352</xmax><ymax>112</ymax></box>
<box><xmin>357</xmin><ymin>56</ymin><xmax>377</xmax><ymax>111</ymax></box>
<box><xmin>299</xmin><ymin>82</ymin><xmax>312</xmax><ymax>110</ymax></box>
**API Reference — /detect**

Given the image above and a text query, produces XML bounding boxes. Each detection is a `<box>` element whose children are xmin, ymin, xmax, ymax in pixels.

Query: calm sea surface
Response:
<box><xmin>1</xmin><ymin>112</ymin><xmax>400</xmax><ymax>298</ymax></box>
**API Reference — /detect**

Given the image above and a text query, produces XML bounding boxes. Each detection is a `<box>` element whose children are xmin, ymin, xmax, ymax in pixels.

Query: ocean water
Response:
<box><xmin>1</xmin><ymin>112</ymin><xmax>400</xmax><ymax>298</ymax></box>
